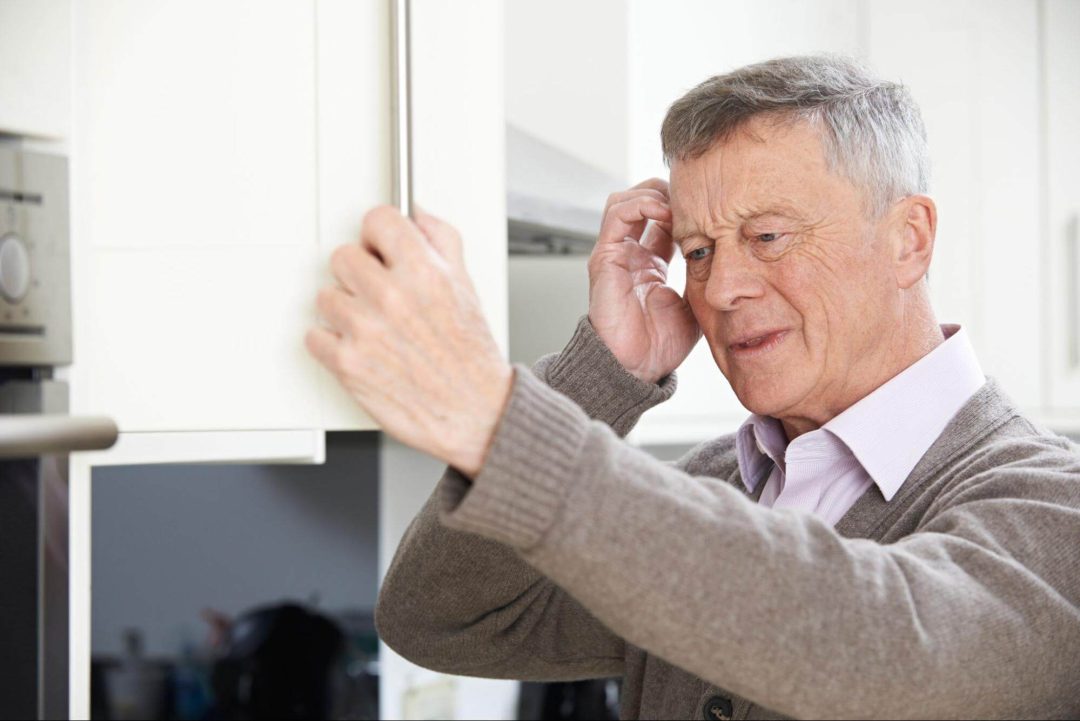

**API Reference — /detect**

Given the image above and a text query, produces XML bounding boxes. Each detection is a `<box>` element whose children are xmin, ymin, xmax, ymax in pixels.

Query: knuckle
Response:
<box><xmin>604</xmin><ymin>192</ymin><xmax>624</xmax><ymax>213</ymax></box>
<box><xmin>316</xmin><ymin>286</ymin><xmax>334</xmax><ymax>313</ymax></box>
<box><xmin>330</xmin><ymin>244</ymin><xmax>355</xmax><ymax>272</ymax></box>
<box><xmin>362</xmin><ymin>204</ymin><xmax>399</xmax><ymax>234</ymax></box>
<box><xmin>428</xmin><ymin>213</ymin><xmax>452</xmax><ymax>234</ymax></box>
<box><xmin>603</xmin><ymin>197</ymin><xmax>627</xmax><ymax>220</ymax></box>
<box><xmin>304</xmin><ymin>328</ymin><xmax>320</xmax><ymax>356</ymax></box>
<box><xmin>332</xmin><ymin>344</ymin><xmax>352</xmax><ymax>373</ymax></box>
<box><xmin>378</xmin><ymin>284</ymin><xmax>404</xmax><ymax>313</ymax></box>
<box><xmin>448</xmin><ymin>226</ymin><xmax>464</xmax><ymax>249</ymax></box>
<box><xmin>417</xmin><ymin>259</ymin><xmax>442</xmax><ymax>283</ymax></box>
<box><xmin>587</xmin><ymin>252</ymin><xmax>606</xmax><ymax>274</ymax></box>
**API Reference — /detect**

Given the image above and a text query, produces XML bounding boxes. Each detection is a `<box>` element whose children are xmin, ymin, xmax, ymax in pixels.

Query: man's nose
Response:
<box><xmin>703</xmin><ymin>243</ymin><xmax>765</xmax><ymax>311</ymax></box>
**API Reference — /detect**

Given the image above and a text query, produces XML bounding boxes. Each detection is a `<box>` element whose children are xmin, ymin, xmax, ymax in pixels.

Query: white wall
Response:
<box><xmin>91</xmin><ymin>432</ymin><xmax>380</xmax><ymax>657</ymax></box>
<box><xmin>863</xmin><ymin>0</ymin><xmax>1044</xmax><ymax>411</ymax></box>
<box><xmin>626</xmin><ymin>0</ymin><xmax>861</xmax><ymax>183</ymax></box>
<box><xmin>505</xmin><ymin>0</ymin><xmax>629</xmax><ymax>182</ymax></box>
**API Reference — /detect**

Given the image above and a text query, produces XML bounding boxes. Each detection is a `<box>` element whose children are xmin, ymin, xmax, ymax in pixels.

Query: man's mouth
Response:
<box><xmin>728</xmin><ymin>330</ymin><xmax>789</xmax><ymax>356</ymax></box>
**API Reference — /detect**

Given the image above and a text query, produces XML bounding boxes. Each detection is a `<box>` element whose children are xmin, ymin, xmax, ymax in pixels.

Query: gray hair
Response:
<box><xmin>661</xmin><ymin>54</ymin><xmax>930</xmax><ymax>217</ymax></box>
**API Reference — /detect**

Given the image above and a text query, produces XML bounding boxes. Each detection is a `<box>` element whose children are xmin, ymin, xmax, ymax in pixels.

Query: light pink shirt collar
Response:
<box><xmin>736</xmin><ymin>324</ymin><xmax>985</xmax><ymax>502</ymax></box>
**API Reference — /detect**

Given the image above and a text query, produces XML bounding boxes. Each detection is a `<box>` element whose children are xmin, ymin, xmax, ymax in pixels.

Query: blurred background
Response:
<box><xmin>4</xmin><ymin>0</ymin><xmax>1070</xmax><ymax>719</ymax></box>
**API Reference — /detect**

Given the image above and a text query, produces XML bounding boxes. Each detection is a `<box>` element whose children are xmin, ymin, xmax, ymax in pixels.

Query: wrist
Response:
<box><xmin>627</xmin><ymin>364</ymin><xmax>664</xmax><ymax>385</ymax></box>
<box><xmin>454</xmin><ymin>363</ymin><xmax>515</xmax><ymax>478</ymax></box>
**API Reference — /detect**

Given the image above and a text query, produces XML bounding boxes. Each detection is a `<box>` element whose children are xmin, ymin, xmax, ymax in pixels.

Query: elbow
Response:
<box><xmin>374</xmin><ymin>580</ymin><xmax>422</xmax><ymax>661</ymax></box>
<box><xmin>375</xmin><ymin>582</ymin><xmax>508</xmax><ymax>678</ymax></box>
<box><xmin>374</xmin><ymin>603</ymin><xmax>472</xmax><ymax>676</ymax></box>
<box><xmin>373</xmin><ymin>579</ymin><xmax>458</xmax><ymax>673</ymax></box>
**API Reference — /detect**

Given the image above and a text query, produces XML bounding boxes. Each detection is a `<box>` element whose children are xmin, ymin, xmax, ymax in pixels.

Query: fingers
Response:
<box><xmin>359</xmin><ymin>204</ymin><xmax>466</xmax><ymax>274</ymax></box>
<box><xmin>315</xmin><ymin>284</ymin><xmax>362</xmax><ymax>339</ymax></box>
<box><xmin>413</xmin><ymin>205</ymin><xmax>464</xmax><ymax>264</ymax></box>
<box><xmin>598</xmin><ymin>195</ymin><xmax>673</xmax><ymax>246</ymax></box>
<box><xmin>330</xmin><ymin>241</ymin><xmax>388</xmax><ymax>297</ymax></box>
<box><xmin>304</xmin><ymin>325</ymin><xmax>343</xmax><ymax>373</ymax></box>
<box><xmin>360</xmin><ymin>205</ymin><xmax>431</xmax><ymax>268</ymax></box>
<box><xmin>599</xmin><ymin>178</ymin><xmax>673</xmax><ymax>249</ymax></box>
<box><xmin>601</xmin><ymin>177</ymin><xmax>668</xmax><ymax>214</ymax></box>
<box><xmin>603</xmin><ymin>187</ymin><xmax>668</xmax><ymax>215</ymax></box>
<box><xmin>631</xmin><ymin>177</ymin><xmax>669</xmax><ymax>195</ymax></box>
<box><xmin>641</xmin><ymin>220</ymin><xmax>677</xmax><ymax>265</ymax></box>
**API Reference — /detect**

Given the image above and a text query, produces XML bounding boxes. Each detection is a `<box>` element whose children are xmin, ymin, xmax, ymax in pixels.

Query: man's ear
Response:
<box><xmin>890</xmin><ymin>194</ymin><xmax>937</xmax><ymax>289</ymax></box>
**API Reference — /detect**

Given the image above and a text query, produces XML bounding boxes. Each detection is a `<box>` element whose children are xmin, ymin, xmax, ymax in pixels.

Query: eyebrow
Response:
<box><xmin>672</xmin><ymin>203</ymin><xmax>805</xmax><ymax>247</ymax></box>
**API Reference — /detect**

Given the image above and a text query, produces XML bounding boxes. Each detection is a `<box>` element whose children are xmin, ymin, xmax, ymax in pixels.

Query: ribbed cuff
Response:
<box><xmin>438</xmin><ymin>365</ymin><xmax>591</xmax><ymax>550</ymax></box>
<box><xmin>542</xmin><ymin>315</ymin><xmax>677</xmax><ymax>436</ymax></box>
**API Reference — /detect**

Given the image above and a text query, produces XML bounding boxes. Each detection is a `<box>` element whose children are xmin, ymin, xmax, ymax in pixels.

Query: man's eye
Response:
<box><xmin>757</xmin><ymin>233</ymin><xmax>782</xmax><ymax>243</ymax></box>
<box><xmin>686</xmin><ymin>247</ymin><xmax>712</xmax><ymax>261</ymax></box>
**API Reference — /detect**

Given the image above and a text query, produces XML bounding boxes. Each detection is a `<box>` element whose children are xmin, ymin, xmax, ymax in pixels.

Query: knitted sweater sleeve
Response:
<box><xmin>374</xmin><ymin>315</ymin><xmax>676</xmax><ymax>681</ymax></box>
<box><xmin>431</xmin><ymin>366</ymin><xmax>1080</xmax><ymax>718</ymax></box>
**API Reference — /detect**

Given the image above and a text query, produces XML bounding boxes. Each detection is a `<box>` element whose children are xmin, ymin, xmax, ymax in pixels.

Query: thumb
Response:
<box><xmin>413</xmin><ymin>204</ymin><xmax>464</xmax><ymax>265</ymax></box>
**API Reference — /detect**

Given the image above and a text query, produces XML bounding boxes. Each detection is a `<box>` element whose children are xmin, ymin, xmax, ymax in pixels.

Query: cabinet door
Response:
<box><xmin>0</xmin><ymin>0</ymin><xmax>71</xmax><ymax>139</ymax></box>
<box><xmin>67</xmin><ymin>0</ymin><xmax>372</xmax><ymax>432</ymax></box>
<box><xmin>409</xmin><ymin>0</ymin><xmax>508</xmax><ymax>354</ymax></box>
<box><xmin>1044</xmin><ymin>0</ymin><xmax>1080</xmax><ymax>412</ymax></box>
<box><xmin>315</xmin><ymin>0</ymin><xmax>392</xmax><ymax>430</ymax></box>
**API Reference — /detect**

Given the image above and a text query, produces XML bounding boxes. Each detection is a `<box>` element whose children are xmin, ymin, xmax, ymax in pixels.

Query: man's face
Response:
<box><xmin>669</xmin><ymin>117</ymin><xmax>902</xmax><ymax>428</ymax></box>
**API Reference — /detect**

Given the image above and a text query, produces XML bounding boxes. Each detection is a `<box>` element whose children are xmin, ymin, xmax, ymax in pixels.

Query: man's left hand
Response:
<box><xmin>305</xmin><ymin>205</ymin><xmax>513</xmax><ymax>478</ymax></box>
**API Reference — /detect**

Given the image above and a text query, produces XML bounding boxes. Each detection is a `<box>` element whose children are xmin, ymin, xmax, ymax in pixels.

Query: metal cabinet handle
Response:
<box><xmin>0</xmin><ymin>415</ymin><xmax>118</xmax><ymax>458</ymax></box>
<box><xmin>1068</xmin><ymin>213</ymin><xmax>1079</xmax><ymax>370</ymax></box>
<box><xmin>391</xmin><ymin>0</ymin><xmax>413</xmax><ymax>217</ymax></box>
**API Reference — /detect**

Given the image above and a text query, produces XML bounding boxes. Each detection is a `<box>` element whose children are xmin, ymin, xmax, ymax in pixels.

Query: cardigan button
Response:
<box><xmin>703</xmin><ymin>695</ymin><xmax>733</xmax><ymax>720</ymax></box>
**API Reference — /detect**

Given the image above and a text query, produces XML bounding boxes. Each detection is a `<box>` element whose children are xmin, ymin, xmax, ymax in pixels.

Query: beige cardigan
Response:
<box><xmin>376</xmin><ymin>316</ymin><xmax>1080</xmax><ymax>719</ymax></box>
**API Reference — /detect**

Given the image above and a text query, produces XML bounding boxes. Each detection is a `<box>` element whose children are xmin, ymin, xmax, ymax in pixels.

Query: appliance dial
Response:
<box><xmin>0</xmin><ymin>233</ymin><xmax>32</xmax><ymax>303</ymax></box>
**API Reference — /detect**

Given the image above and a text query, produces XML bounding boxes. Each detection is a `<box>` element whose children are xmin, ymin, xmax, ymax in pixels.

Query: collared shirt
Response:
<box><xmin>735</xmin><ymin>324</ymin><xmax>986</xmax><ymax>526</ymax></box>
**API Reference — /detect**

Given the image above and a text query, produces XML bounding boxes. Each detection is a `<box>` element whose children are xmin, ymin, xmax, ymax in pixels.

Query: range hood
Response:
<box><xmin>506</xmin><ymin>124</ymin><xmax>622</xmax><ymax>255</ymax></box>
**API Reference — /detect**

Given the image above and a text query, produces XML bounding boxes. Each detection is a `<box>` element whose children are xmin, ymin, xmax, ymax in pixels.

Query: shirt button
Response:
<box><xmin>703</xmin><ymin>695</ymin><xmax>733</xmax><ymax>720</ymax></box>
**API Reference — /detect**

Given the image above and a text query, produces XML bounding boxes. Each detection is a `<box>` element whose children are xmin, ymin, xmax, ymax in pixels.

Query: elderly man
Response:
<box><xmin>306</xmin><ymin>56</ymin><xmax>1080</xmax><ymax>718</ymax></box>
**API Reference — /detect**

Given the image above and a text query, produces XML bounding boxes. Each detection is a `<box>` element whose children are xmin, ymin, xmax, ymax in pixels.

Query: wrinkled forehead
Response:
<box><xmin>668</xmin><ymin>118</ymin><xmax>852</xmax><ymax>233</ymax></box>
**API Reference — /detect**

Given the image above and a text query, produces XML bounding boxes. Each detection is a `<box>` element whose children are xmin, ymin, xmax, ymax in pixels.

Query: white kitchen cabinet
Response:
<box><xmin>65</xmin><ymin>0</ymin><xmax>508</xmax><ymax>716</ymax></box>
<box><xmin>69</xmin><ymin>0</ymin><xmax>507</xmax><ymax>435</ymax></box>
<box><xmin>0</xmin><ymin>0</ymin><xmax>71</xmax><ymax>140</ymax></box>
<box><xmin>408</xmin><ymin>0</ymin><xmax>507</xmax><ymax>357</ymax></box>
<box><xmin>68</xmin><ymin>0</ymin><xmax>374</xmax><ymax>433</ymax></box>
<box><xmin>315</xmin><ymin>0</ymin><xmax>394</xmax><ymax>430</ymax></box>
<box><xmin>1043</xmin><ymin>0</ymin><xmax>1080</xmax><ymax>414</ymax></box>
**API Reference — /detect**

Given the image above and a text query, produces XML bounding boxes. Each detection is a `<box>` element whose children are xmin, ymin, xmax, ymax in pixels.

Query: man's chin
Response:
<box><xmin>731</xmin><ymin>380</ymin><xmax>801</xmax><ymax>419</ymax></box>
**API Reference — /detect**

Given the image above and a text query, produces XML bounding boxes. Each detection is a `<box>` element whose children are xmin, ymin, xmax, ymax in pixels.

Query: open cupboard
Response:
<box><xmin>60</xmin><ymin>0</ymin><xmax>509</xmax><ymax>717</ymax></box>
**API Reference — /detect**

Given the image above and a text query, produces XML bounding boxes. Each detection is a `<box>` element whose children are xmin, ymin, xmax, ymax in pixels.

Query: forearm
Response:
<box><xmin>440</xmin><ymin>369</ymin><xmax>1080</xmax><ymax>718</ymax></box>
<box><xmin>375</xmin><ymin>481</ymin><xmax>622</xmax><ymax>681</ymax></box>
<box><xmin>374</xmin><ymin>318</ymin><xmax>662</xmax><ymax>680</ymax></box>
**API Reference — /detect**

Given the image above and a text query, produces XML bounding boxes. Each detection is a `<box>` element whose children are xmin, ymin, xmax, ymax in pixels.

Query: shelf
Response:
<box><xmin>76</xmin><ymin>429</ymin><xmax>326</xmax><ymax>467</ymax></box>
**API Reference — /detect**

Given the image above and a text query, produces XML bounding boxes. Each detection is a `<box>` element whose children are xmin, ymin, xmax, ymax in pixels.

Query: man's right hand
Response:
<box><xmin>587</xmin><ymin>178</ymin><xmax>701</xmax><ymax>384</ymax></box>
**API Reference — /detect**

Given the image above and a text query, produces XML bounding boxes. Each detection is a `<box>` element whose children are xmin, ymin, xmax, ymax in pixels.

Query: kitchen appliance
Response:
<box><xmin>0</xmin><ymin>146</ymin><xmax>118</xmax><ymax>719</ymax></box>
<box><xmin>211</xmin><ymin>602</ymin><xmax>347</xmax><ymax>720</ymax></box>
